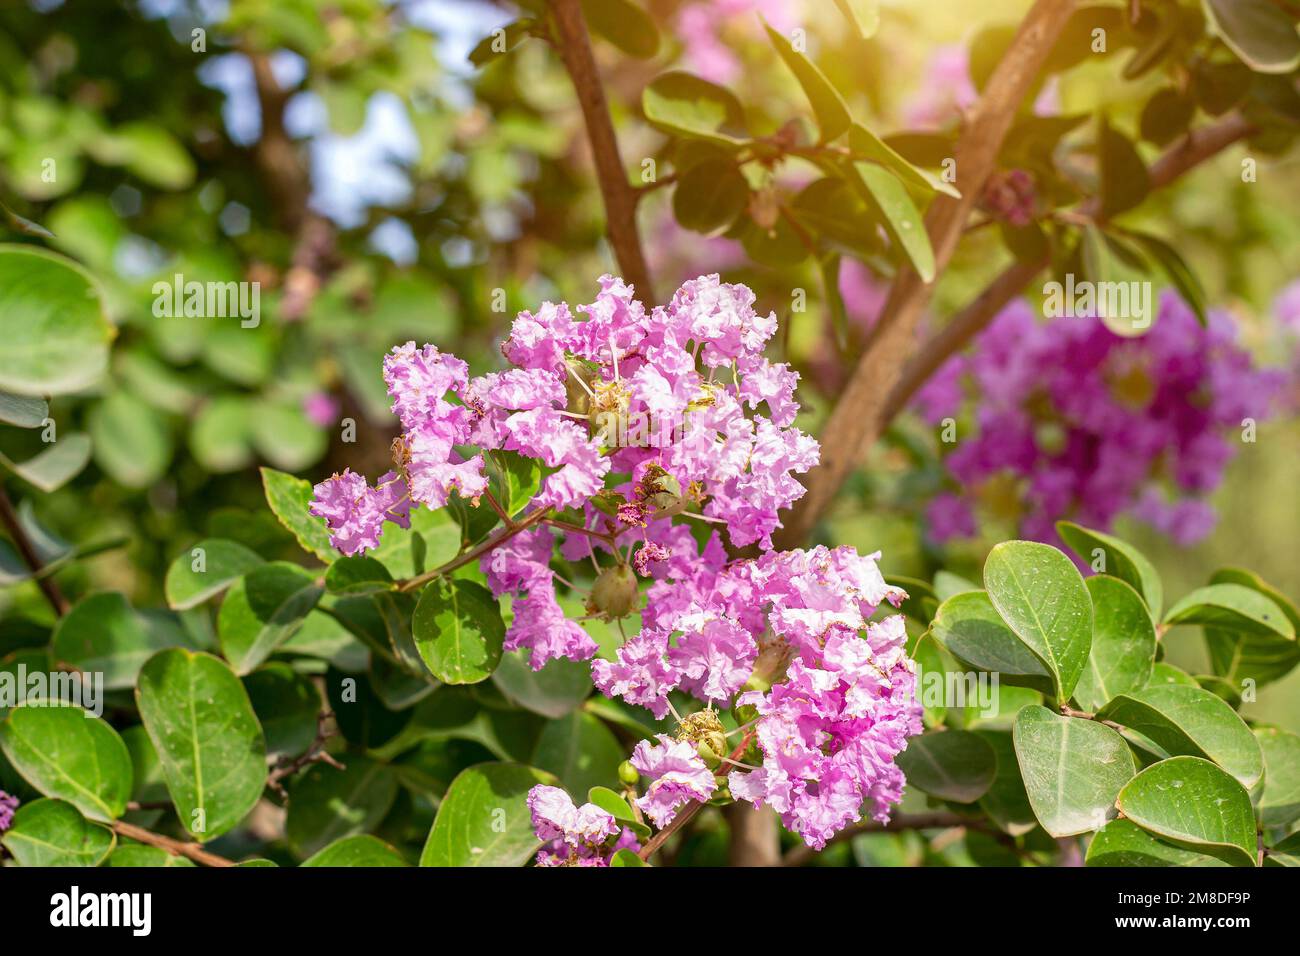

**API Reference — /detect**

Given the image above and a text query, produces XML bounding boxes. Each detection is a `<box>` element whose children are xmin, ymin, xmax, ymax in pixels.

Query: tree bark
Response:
<box><xmin>774</xmin><ymin>0</ymin><xmax>1079</xmax><ymax>550</ymax></box>
<box><xmin>725</xmin><ymin>804</ymin><xmax>781</xmax><ymax>867</ymax></box>
<box><xmin>548</xmin><ymin>0</ymin><xmax>655</xmax><ymax>302</ymax></box>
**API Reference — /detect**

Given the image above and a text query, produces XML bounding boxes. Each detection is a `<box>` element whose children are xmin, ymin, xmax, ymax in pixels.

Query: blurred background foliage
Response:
<box><xmin>1</xmin><ymin>0</ymin><xmax>1298</xmax><ymax>865</ymax></box>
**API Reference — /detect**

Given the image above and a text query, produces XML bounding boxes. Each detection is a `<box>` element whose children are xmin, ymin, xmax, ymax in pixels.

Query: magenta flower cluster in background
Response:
<box><xmin>916</xmin><ymin>292</ymin><xmax>1287</xmax><ymax>546</ymax></box>
<box><xmin>0</xmin><ymin>790</ymin><xmax>17</xmax><ymax>833</ymax></box>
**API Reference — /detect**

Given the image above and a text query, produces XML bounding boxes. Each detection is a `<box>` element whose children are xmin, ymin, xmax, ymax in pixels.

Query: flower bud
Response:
<box><xmin>587</xmin><ymin>563</ymin><xmax>639</xmax><ymax>619</ymax></box>
<box><xmin>617</xmin><ymin>760</ymin><xmax>640</xmax><ymax>787</ymax></box>
<box><xmin>1033</xmin><ymin>421</ymin><xmax>1067</xmax><ymax>456</ymax></box>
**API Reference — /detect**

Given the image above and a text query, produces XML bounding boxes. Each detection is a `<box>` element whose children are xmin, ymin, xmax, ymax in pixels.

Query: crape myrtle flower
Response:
<box><xmin>629</xmin><ymin>734</ymin><xmax>717</xmax><ymax>828</ymax></box>
<box><xmin>527</xmin><ymin>785</ymin><xmax>640</xmax><ymax>866</ymax></box>
<box><xmin>915</xmin><ymin>293</ymin><xmax>1287</xmax><ymax>547</ymax></box>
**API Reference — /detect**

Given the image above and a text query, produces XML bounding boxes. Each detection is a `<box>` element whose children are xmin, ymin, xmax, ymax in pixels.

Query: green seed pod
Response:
<box><xmin>588</xmin><ymin>563</ymin><xmax>639</xmax><ymax>619</ymax></box>
<box><xmin>617</xmin><ymin>760</ymin><xmax>639</xmax><ymax>787</ymax></box>
<box><xmin>696</xmin><ymin>741</ymin><xmax>721</xmax><ymax>769</ymax></box>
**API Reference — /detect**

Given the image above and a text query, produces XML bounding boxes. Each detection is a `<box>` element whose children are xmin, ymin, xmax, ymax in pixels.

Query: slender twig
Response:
<box><xmin>396</xmin><ymin>506</ymin><xmax>553</xmax><ymax>592</ymax></box>
<box><xmin>266</xmin><ymin>710</ymin><xmax>345</xmax><ymax>798</ymax></box>
<box><xmin>879</xmin><ymin>111</ymin><xmax>1257</xmax><ymax>425</ymax></box>
<box><xmin>543</xmin><ymin>516</ymin><xmax>614</xmax><ymax>542</ymax></box>
<box><xmin>0</xmin><ymin>482</ymin><xmax>68</xmax><ymax>615</ymax></box>
<box><xmin>547</xmin><ymin>0</ymin><xmax>654</xmax><ymax>301</ymax></box>
<box><xmin>482</xmin><ymin>488</ymin><xmax>515</xmax><ymax>528</ymax></box>
<box><xmin>1059</xmin><ymin>704</ymin><xmax>1125</xmax><ymax>732</ymax></box>
<box><xmin>774</xmin><ymin>0</ymin><xmax>1079</xmax><ymax>550</ymax></box>
<box><xmin>110</xmin><ymin>820</ymin><xmax>236</xmax><ymax>868</ymax></box>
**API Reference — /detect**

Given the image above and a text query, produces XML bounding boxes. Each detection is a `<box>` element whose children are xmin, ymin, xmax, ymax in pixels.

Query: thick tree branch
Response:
<box><xmin>879</xmin><ymin>111</ymin><xmax>1257</xmax><ymax>424</ymax></box>
<box><xmin>247</xmin><ymin>50</ymin><xmax>336</xmax><ymax>320</ymax></box>
<box><xmin>774</xmin><ymin>0</ymin><xmax>1078</xmax><ymax>550</ymax></box>
<box><xmin>0</xmin><ymin>482</ymin><xmax>68</xmax><ymax>616</ymax></box>
<box><xmin>548</xmin><ymin>0</ymin><xmax>655</xmax><ymax>302</ymax></box>
<box><xmin>110</xmin><ymin>820</ymin><xmax>237</xmax><ymax>868</ymax></box>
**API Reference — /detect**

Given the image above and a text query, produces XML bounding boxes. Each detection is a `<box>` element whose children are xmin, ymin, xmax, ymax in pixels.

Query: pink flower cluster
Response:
<box><xmin>591</xmin><ymin>544</ymin><xmax>922</xmax><ymax>848</ymax></box>
<box><xmin>0</xmin><ymin>790</ymin><xmax>16</xmax><ymax>833</ymax></box>
<box><xmin>916</xmin><ymin>293</ymin><xmax>1286</xmax><ymax>546</ymax></box>
<box><xmin>630</xmin><ymin>734</ymin><xmax>717</xmax><ymax>827</ymax></box>
<box><xmin>528</xmin><ymin>785</ymin><xmax>640</xmax><ymax>866</ymax></box>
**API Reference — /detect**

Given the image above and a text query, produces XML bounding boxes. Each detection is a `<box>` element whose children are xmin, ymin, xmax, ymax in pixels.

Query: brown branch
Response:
<box><xmin>246</xmin><ymin>49</ymin><xmax>336</xmax><ymax>320</ymax></box>
<box><xmin>395</xmin><ymin>506</ymin><xmax>553</xmax><ymax>592</ymax></box>
<box><xmin>0</xmin><ymin>482</ymin><xmax>68</xmax><ymax>616</ymax></box>
<box><xmin>774</xmin><ymin>0</ymin><xmax>1078</xmax><ymax>550</ymax></box>
<box><xmin>266</xmin><ymin>710</ymin><xmax>345</xmax><ymax>799</ymax></box>
<box><xmin>781</xmin><ymin>811</ymin><xmax>1005</xmax><ymax>867</ymax></box>
<box><xmin>879</xmin><ymin>110</ymin><xmax>1257</xmax><ymax>425</ymax></box>
<box><xmin>110</xmin><ymin>820</ymin><xmax>237</xmax><ymax>868</ymax></box>
<box><xmin>548</xmin><ymin>0</ymin><xmax>654</xmax><ymax>302</ymax></box>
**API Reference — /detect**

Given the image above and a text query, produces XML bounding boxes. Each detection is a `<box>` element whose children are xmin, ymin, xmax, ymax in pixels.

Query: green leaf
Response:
<box><xmin>983</xmin><ymin>540</ymin><xmax>1093</xmax><ymax>702</ymax></box>
<box><xmin>165</xmin><ymin>538</ymin><xmax>265</xmax><ymax>610</ymax></box>
<box><xmin>1122</xmin><ymin>230</ymin><xmax>1208</xmax><ymax>326</ymax></box>
<box><xmin>136</xmin><ymin>649</ymin><xmax>267</xmax><ymax>841</ymax></box>
<box><xmin>420</xmin><ymin>762</ymin><xmax>557</xmax><ymax>867</ymax></box>
<box><xmin>412</xmin><ymin>579</ymin><xmax>505</xmax><ymax>684</ymax></box>
<box><xmin>301</xmin><ymin>834</ymin><xmax>409</xmax><ymax>867</ymax></box>
<box><xmin>189</xmin><ymin>396</ymin><xmax>254</xmax><ymax>472</ymax></box>
<box><xmin>848</xmin><ymin>162</ymin><xmax>935</xmax><ymax>282</ymax></box>
<box><xmin>0</xmin><ymin>434</ymin><xmax>92</xmax><ymax>491</ymax></box>
<box><xmin>532</xmin><ymin>710</ymin><xmax>623</xmax><ymax>797</ymax></box>
<box><xmin>52</xmin><ymin>592</ymin><xmax>194</xmax><ymax>690</ymax></box>
<box><xmin>324</xmin><ymin>555</ymin><xmax>395</xmax><ymax>596</ymax></box>
<box><xmin>763</xmin><ymin>20</ymin><xmax>851</xmax><ymax>142</ymax></box>
<box><xmin>582</xmin><ymin>0</ymin><xmax>659</xmax><ymax>59</ymax></box>
<box><xmin>218</xmin><ymin>562</ymin><xmax>324</xmax><ymax>675</ymax></box>
<box><xmin>1202</xmin><ymin>569</ymin><xmax>1300</xmax><ymax>687</ymax></box>
<box><xmin>832</xmin><ymin>0</ymin><xmax>879</xmax><ymax>39</ymax></box>
<box><xmin>487</xmin><ymin>450</ymin><xmax>543</xmax><ymax>518</ymax></box>
<box><xmin>610</xmin><ymin>847</ymin><xmax>648</xmax><ymax>866</ymax></box>
<box><xmin>673</xmin><ymin>159</ymin><xmax>749</xmax><ymax>235</ymax></box>
<box><xmin>1097</xmin><ymin>684</ymin><xmax>1264</xmax><ymax>789</ymax></box>
<box><xmin>849</xmin><ymin>123</ymin><xmax>960</xmax><ymax>198</ymax></box>
<box><xmin>107</xmin><ymin>122</ymin><xmax>196</xmax><ymax>189</ymax></box>
<box><xmin>1139</xmin><ymin>88</ymin><xmax>1195</xmax><ymax>147</ymax></box>
<box><xmin>1203</xmin><ymin>0</ymin><xmax>1300</xmax><ymax>74</ymax></box>
<box><xmin>1117</xmin><ymin>756</ymin><xmax>1256</xmax><ymax>866</ymax></box>
<box><xmin>89</xmin><ymin>390</ymin><xmax>173</xmax><ymax>489</ymax></box>
<box><xmin>642</xmin><ymin>71</ymin><xmax>747</xmax><ymax>146</ymax></box>
<box><xmin>895</xmin><ymin>729</ymin><xmax>996</xmax><ymax>803</ymax></box>
<box><xmin>1164</xmin><ymin>583</ymin><xmax>1295</xmax><ymax>639</ymax></box>
<box><xmin>1086</xmin><ymin>817</ymin><xmax>1230</xmax><ymax>866</ymax></box>
<box><xmin>1255</xmin><ymin>728</ymin><xmax>1300</xmax><ymax>829</ymax></box>
<box><xmin>1056</xmin><ymin>521</ymin><xmax>1162</xmax><ymax>617</ymax></box>
<box><xmin>243</xmin><ymin>662</ymin><xmax>321</xmax><ymax>758</ymax></box>
<box><xmin>1079</xmin><ymin>225</ymin><xmax>1157</xmax><ymax>335</ymax></box>
<box><xmin>0</xmin><ymin>391</ymin><xmax>47</xmax><ymax>427</ymax></box>
<box><xmin>931</xmin><ymin>590</ymin><xmax>1056</xmax><ymax>697</ymax></box>
<box><xmin>975</xmin><ymin>729</ymin><xmax>1037</xmax><ymax>836</ymax></box>
<box><xmin>1072</xmin><ymin>576</ymin><xmax>1156</xmax><ymax>712</ymax></box>
<box><xmin>1147</xmin><ymin>661</ymin><xmax>1200</xmax><ymax>688</ymax></box>
<box><xmin>286</xmin><ymin>755</ymin><xmax>398</xmax><ymax>858</ymax></box>
<box><xmin>1012</xmin><ymin>705</ymin><xmax>1136</xmax><ymax>836</ymax></box>
<box><xmin>1097</xmin><ymin>116</ymin><xmax>1150</xmax><ymax>220</ymax></box>
<box><xmin>108</xmin><ymin>843</ymin><xmax>196</xmax><ymax>867</ymax></box>
<box><xmin>0</xmin><ymin>703</ymin><xmax>133</xmax><ymax>821</ymax></box>
<box><xmin>1</xmin><ymin>798</ymin><xmax>114</xmax><ymax>866</ymax></box>
<box><xmin>260</xmin><ymin>467</ymin><xmax>337</xmax><ymax>563</ymax></box>
<box><xmin>467</xmin><ymin>19</ymin><xmax>533</xmax><ymax>66</ymax></box>
<box><xmin>0</xmin><ymin>245</ymin><xmax>112</xmax><ymax>397</ymax></box>
<box><xmin>492</xmin><ymin>647</ymin><xmax>591</xmax><ymax>718</ymax></box>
